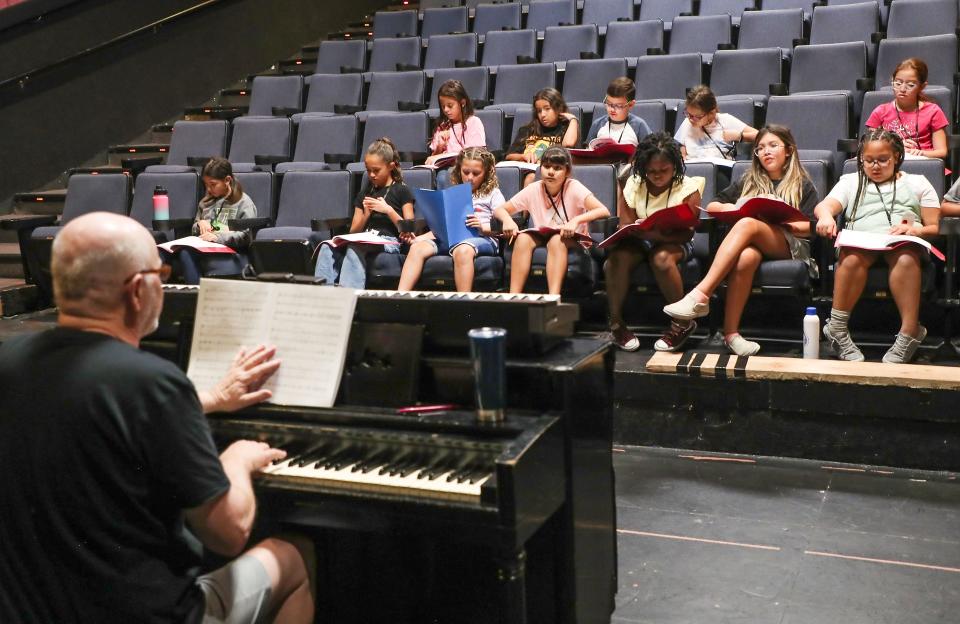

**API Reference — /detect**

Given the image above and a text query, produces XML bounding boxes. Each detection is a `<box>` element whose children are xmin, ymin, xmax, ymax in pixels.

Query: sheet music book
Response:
<box><xmin>414</xmin><ymin>183</ymin><xmax>475</xmax><ymax>250</ymax></box>
<box><xmin>323</xmin><ymin>232</ymin><xmax>397</xmax><ymax>248</ymax></box>
<box><xmin>495</xmin><ymin>161</ymin><xmax>540</xmax><ymax>173</ymax></box>
<box><xmin>186</xmin><ymin>278</ymin><xmax>358</xmax><ymax>408</ymax></box>
<box><xmin>412</xmin><ymin>152</ymin><xmax>458</xmax><ymax>170</ymax></box>
<box><xmin>707</xmin><ymin>196</ymin><xmax>808</xmax><ymax>225</ymax></box>
<box><xmin>835</xmin><ymin>229</ymin><xmax>945</xmax><ymax>261</ymax></box>
<box><xmin>569</xmin><ymin>138</ymin><xmax>636</xmax><ymax>160</ymax></box>
<box><xmin>519</xmin><ymin>226</ymin><xmax>594</xmax><ymax>248</ymax></box>
<box><xmin>157</xmin><ymin>236</ymin><xmax>236</xmax><ymax>254</ymax></box>
<box><xmin>597</xmin><ymin>204</ymin><xmax>699</xmax><ymax>249</ymax></box>
<box><xmin>684</xmin><ymin>156</ymin><xmax>736</xmax><ymax>169</ymax></box>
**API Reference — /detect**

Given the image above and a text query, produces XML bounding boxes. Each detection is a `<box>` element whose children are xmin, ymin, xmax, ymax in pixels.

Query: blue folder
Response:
<box><xmin>413</xmin><ymin>183</ymin><xmax>475</xmax><ymax>251</ymax></box>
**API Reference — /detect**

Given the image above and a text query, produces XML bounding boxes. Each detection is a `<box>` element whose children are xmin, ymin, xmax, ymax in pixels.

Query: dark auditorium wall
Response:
<box><xmin>0</xmin><ymin>0</ymin><xmax>388</xmax><ymax>210</ymax></box>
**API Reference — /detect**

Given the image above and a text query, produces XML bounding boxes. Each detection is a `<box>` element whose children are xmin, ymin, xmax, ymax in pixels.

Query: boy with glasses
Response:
<box><xmin>585</xmin><ymin>77</ymin><xmax>652</xmax><ymax>147</ymax></box>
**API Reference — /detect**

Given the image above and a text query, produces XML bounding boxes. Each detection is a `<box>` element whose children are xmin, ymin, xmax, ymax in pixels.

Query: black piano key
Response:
<box><xmin>352</xmin><ymin>447</ymin><xmax>392</xmax><ymax>473</ymax></box>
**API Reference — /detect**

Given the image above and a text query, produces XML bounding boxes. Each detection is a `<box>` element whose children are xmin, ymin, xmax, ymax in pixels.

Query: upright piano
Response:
<box><xmin>153</xmin><ymin>285</ymin><xmax>617</xmax><ymax>624</ymax></box>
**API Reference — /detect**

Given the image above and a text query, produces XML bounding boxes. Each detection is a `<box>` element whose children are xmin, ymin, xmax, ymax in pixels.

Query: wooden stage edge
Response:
<box><xmin>646</xmin><ymin>351</ymin><xmax>960</xmax><ymax>391</ymax></box>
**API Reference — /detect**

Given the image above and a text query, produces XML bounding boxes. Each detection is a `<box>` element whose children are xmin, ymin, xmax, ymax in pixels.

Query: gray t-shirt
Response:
<box><xmin>192</xmin><ymin>192</ymin><xmax>257</xmax><ymax>248</ymax></box>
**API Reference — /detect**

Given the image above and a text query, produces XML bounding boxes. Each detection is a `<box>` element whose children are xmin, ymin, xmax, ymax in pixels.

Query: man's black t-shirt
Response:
<box><xmin>0</xmin><ymin>328</ymin><xmax>229</xmax><ymax>623</ymax></box>
<box><xmin>354</xmin><ymin>181</ymin><xmax>415</xmax><ymax>238</ymax></box>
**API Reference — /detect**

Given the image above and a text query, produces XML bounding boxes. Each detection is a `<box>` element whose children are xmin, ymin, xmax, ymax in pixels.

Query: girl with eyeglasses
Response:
<box><xmin>664</xmin><ymin>125</ymin><xmax>819</xmax><ymax>356</ymax></box>
<box><xmin>675</xmin><ymin>85</ymin><xmax>758</xmax><ymax>162</ymax></box>
<box><xmin>814</xmin><ymin>129</ymin><xmax>941</xmax><ymax>364</ymax></box>
<box><xmin>605</xmin><ymin>132</ymin><xmax>705</xmax><ymax>352</ymax></box>
<box><xmin>864</xmin><ymin>58</ymin><xmax>948</xmax><ymax>160</ymax></box>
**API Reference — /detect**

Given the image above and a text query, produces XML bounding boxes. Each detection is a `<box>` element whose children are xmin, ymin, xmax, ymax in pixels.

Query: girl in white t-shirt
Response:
<box><xmin>398</xmin><ymin>147</ymin><xmax>504</xmax><ymax>292</ymax></box>
<box><xmin>675</xmin><ymin>85</ymin><xmax>758</xmax><ymax>161</ymax></box>
<box><xmin>814</xmin><ymin>129</ymin><xmax>941</xmax><ymax>364</ymax></box>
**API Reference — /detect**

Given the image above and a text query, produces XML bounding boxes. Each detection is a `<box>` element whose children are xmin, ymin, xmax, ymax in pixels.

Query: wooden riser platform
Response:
<box><xmin>615</xmin><ymin>346</ymin><xmax>960</xmax><ymax>472</ymax></box>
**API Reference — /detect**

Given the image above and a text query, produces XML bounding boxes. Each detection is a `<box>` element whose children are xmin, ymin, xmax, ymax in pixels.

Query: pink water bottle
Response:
<box><xmin>152</xmin><ymin>186</ymin><xmax>169</xmax><ymax>221</ymax></box>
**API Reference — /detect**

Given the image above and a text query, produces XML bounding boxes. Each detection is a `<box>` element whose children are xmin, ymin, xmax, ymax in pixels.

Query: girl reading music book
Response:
<box><xmin>814</xmin><ymin>129</ymin><xmax>940</xmax><ymax>363</ymax></box>
<box><xmin>495</xmin><ymin>147</ymin><xmax>610</xmax><ymax>294</ymax></box>
<box><xmin>425</xmin><ymin>80</ymin><xmax>485</xmax><ymax>167</ymax></box>
<box><xmin>164</xmin><ymin>157</ymin><xmax>255</xmax><ymax>284</ymax></box>
<box><xmin>604</xmin><ymin>132</ymin><xmax>704</xmax><ymax>352</ymax></box>
<box><xmin>864</xmin><ymin>58</ymin><xmax>948</xmax><ymax>160</ymax></box>
<box><xmin>398</xmin><ymin>147</ymin><xmax>504</xmax><ymax>292</ymax></box>
<box><xmin>664</xmin><ymin>125</ymin><xmax>819</xmax><ymax>356</ymax></box>
<box><xmin>314</xmin><ymin>137</ymin><xmax>415</xmax><ymax>289</ymax></box>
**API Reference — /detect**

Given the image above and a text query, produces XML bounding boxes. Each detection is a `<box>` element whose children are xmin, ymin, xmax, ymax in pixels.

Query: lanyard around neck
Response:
<box><xmin>545</xmin><ymin>181</ymin><xmax>569</xmax><ymax>223</ymax></box>
<box><xmin>873</xmin><ymin>179</ymin><xmax>897</xmax><ymax>226</ymax></box>
<box><xmin>894</xmin><ymin>102</ymin><xmax>920</xmax><ymax>140</ymax></box>
<box><xmin>607</xmin><ymin>119</ymin><xmax>627</xmax><ymax>143</ymax></box>
<box><xmin>645</xmin><ymin>182</ymin><xmax>672</xmax><ymax>214</ymax></box>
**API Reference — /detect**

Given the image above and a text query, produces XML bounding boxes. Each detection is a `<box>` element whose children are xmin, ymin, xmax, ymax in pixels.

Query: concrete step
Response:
<box><xmin>0</xmin><ymin>280</ymin><xmax>41</xmax><ymax>317</ymax></box>
<box><xmin>0</xmin><ymin>243</ymin><xmax>23</xmax><ymax>279</ymax></box>
<box><xmin>13</xmin><ymin>189</ymin><xmax>66</xmax><ymax>217</ymax></box>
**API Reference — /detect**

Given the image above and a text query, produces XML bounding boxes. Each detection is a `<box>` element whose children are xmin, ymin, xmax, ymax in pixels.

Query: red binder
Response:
<box><xmin>598</xmin><ymin>204</ymin><xmax>699</xmax><ymax>249</ymax></box>
<box><xmin>709</xmin><ymin>197</ymin><xmax>808</xmax><ymax>225</ymax></box>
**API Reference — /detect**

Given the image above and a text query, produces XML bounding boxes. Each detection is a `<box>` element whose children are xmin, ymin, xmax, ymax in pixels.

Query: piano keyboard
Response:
<box><xmin>164</xmin><ymin>283</ymin><xmax>560</xmax><ymax>304</ymax></box>
<box><xmin>212</xmin><ymin>419</ymin><xmax>502</xmax><ymax>504</ymax></box>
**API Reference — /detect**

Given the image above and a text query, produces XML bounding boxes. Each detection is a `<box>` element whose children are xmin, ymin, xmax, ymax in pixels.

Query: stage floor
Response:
<box><xmin>611</xmin><ymin>445</ymin><xmax>960</xmax><ymax>624</ymax></box>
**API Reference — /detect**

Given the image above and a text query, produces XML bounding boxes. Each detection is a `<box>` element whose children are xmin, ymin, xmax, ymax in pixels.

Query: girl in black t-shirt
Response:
<box><xmin>314</xmin><ymin>137</ymin><xmax>415</xmax><ymax>288</ymax></box>
<box><xmin>663</xmin><ymin>124</ymin><xmax>819</xmax><ymax>356</ymax></box>
<box><xmin>505</xmin><ymin>88</ymin><xmax>580</xmax><ymax>187</ymax></box>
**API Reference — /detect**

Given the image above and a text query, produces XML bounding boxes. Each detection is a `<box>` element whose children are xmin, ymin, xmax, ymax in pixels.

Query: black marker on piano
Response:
<box><xmin>154</xmin><ymin>277</ymin><xmax>616</xmax><ymax>624</ymax></box>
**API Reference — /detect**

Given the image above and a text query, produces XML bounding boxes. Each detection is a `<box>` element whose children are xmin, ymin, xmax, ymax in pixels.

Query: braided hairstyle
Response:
<box><xmin>451</xmin><ymin>146</ymin><xmax>499</xmax><ymax>197</ymax></box>
<box><xmin>848</xmin><ymin>128</ymin><xmax>905</xmax><ymax>225</ymax></box>
<box><xmin>629</xmin><ymin>131</ymin><xmax>685</xmax><ymax>189</ymax></box>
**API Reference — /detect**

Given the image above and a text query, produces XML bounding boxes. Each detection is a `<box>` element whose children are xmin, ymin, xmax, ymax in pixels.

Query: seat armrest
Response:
<box><xmin>272</xmin><ymin>106</ymin><xmax>300</xmax><ymax>117</ymax></box>
<box><xmin>121</xmin><ymin>156</ymin><xmax>164</xmax><ymax>174</ymax></box>
<box><xmin>333</xmin><ymin>104</ymin><xmax>363</xmax><ymax>115</ymax></box>
<box><xmin>186</xmin><ymin>156</ymin><xmax>214</xmax><ymax>167</ymax></box>
<box><xmin>837</xmin><ymin>138</ymin><xmax>860</xmax><ymax>154</ymax></box>
<box><xmin>769</xmin><ymin>83</ymin><xmax>788</xmax><ymax>96</ymax></box>
<box><xmin>396</xmin><ymin>63</ymin><xmax>420</xmax><ymax>72</ymax></box>
<box><xmin>397</xmin><ymin>100</ymin><xmax>427</xmax><ymax>112</ymax></box>
<box><xmin>322</xmin><ymin>153</ymin><xmax>358</xmax><ymax>166</ymax></box>
<box><xmin>254</xmin><ymin>155</ymin><xmax>289</xmax><ymax>169</ymax></box>
<box><xmin>454</xmin><ymin>59</ymin><xmax>479</xmax><ymax>67</ymax></box>
<box><xmin>939</xmin><ymin>217</ymin><xmax>960</xmax><ymax>236</ymax></box>
<box><xmin>516</xmin><ymin>55</ymin><xmax>539</xmax><ymax>64</ymax></box>
<box><xmin>339</xmin><ymin>65</ymin><xmax>363</xmax><ymax>74</ymax></box>
<box><xmin>228</xmin><ymin>218</ymin><xmax>273</xmax><ymax>235</ymax></box>
<box><xmin>399</xmin><ymin>151</ymin><xmax>431</xmax><ymax>163</ymax></box>
<box><xmin>154</xmin><ymin>218</ymin><xmax>195</xmax><ymax>238</ymax></box>
<box><xmin>312</xmin><ymin>217</ymin><xmax>353</xmax><ymax>233</ymax></box>
<box><xmin>0</xmin><ymin>214</ymin><xmax>58</xmax><ymax>231</ymax></box>
<box><xmin>855</xmin><ymin>77</ymin><xmax>875</xmax><ymax>91</ymax></box>
<box><xmin>589</xmin><ymin>216</ymin><xmax>620</xmax><ymax>237</ymax></box>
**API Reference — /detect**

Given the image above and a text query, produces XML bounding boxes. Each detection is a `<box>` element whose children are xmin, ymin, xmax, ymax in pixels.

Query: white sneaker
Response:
<box><xmin>663</xmin><ymin>293</ymin><xmax>710</xmax><ymax>321</ymax></box>
<box><xmin>822</xmin><ymin>323</ymin><xmax>864</xmax><ymax>362</ymax></box>
<box><xmin>725</xmin><ymin>334</ymin><xmax>760</xmax><ymax>356</ymax></box>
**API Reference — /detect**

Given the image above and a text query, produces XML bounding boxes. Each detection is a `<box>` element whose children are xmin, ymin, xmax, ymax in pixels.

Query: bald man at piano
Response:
<box><xmin>0</xmin><ymin>213</ymin><xmax>313</xmax><ymax>623</ymax></box>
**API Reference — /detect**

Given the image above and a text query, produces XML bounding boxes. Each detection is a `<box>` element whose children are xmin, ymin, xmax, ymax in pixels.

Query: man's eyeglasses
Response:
<box><xmin>124</xmin><ymin>264</ymin><xmax>172</xmax><ymax>284</ymax></box>
<box><xmin>891</xmin><ymin>79</ymin><xmax>919</xmax><ymax>90</ymax></box>
<box><xmin>604</xmin><ymin>99</ymin><xmax>633</xmax><ymax>112</ymax></box>
<box><xmin>863</xmin><ymin>157</ymin><xmax>893</xmax><ymax>168</ymax></box>
<box><xmin>753</xmin><ymin>142</ymin><xmax>784</xmax><ymax>156</ymax></box>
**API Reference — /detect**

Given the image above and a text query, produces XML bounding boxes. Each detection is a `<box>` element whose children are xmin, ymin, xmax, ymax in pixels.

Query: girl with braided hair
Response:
<box><xmin>814</xmin><ymin>129</ymin><xmax>941</xmax><ymax>363</ymax></box>
<box><xmin>604</xmin><ymin>132</ymin><xmax>705</xmax><ymax>352</ymax></box>
<box><xmin>398</xmin><ymin>147</ymin><xmax>504</xmax><ymax>292</ymax></box>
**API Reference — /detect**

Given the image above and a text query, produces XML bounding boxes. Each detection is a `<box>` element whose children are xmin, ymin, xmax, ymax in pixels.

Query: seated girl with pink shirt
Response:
<box><xmin>425</xmin><ymin>80</ymin><xmax>486</xmax><ymax>166</ymax></box>
<box><xmin>494</xmin><ymin>147</ymin><xmax>611</xmax><ymax>294</ymax></box>
<box><xmin>864</xmin><ymin>57</ymin><xmax>948</xmax><ymax>160</ymax></box>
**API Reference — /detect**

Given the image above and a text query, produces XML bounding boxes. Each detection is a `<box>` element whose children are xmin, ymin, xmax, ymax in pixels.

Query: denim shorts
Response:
<box><xmin>425</xmin><ymin>236</ymin><xmax>498</xmax><ymax>257</ymax></box>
